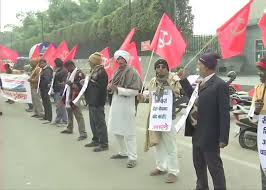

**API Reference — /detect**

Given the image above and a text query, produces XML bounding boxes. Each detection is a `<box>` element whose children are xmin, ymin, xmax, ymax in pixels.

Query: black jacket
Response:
<box><xmin>39</xmin><ymin>66</ymin><xmax>53</xmax><ymax>93</ymax></box>
<box><xmin>53</xmin><ymin>67</ymin><xmax>68</xmax><ymax>93</ymax></box>
<box><xmin>180</xmin><ymin>74</ymin><xmax>230</xmax><ymax>151</ymax></box>
<box><xmin>85</xmin><ymin>66</ymin><xmax>108</xmax><ymax>107</ymax></box>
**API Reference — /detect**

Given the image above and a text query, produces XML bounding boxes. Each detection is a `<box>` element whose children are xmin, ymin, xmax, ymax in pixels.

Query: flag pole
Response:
<box><xmin>184</xmin><ymin>35</ymin><xmax>217</xmax><ymax>70</ymax></box>
<box><xmin>141</xmin><ymin>49</ymin><xmax>155</xmax><ymax>91</ymax></box>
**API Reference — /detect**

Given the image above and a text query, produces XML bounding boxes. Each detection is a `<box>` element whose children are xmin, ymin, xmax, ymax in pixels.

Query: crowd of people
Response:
<box><xmin>2</xmin><ymin>49</ymin><xmax>266</xmax><ymax>189</ymax></box>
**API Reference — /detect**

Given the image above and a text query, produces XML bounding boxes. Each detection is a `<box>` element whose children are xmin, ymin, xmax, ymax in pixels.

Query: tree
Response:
<box><xmin>4</xmin><ymin>0</ymin><xmax>194</xmax><ymax>55</ymax></box>
<box><xmin>78</xmin><ymin>0</ymin><xmax>99</xmax><ymax>19</ymax></box>
<box><xmin>97</xmin><ymin>0</ymin><xmax>124</xmax><ymax>17</ymax></box>
<box><xmin>175</xmin><ymin>0</ymin><xmax>194</xmax><ymax>37</ymax></box>
<box><xmin>161</xmin><ymin>0</ymin><xmax>194</xmax><ymax>37</ymax></box>
<box><xmin>48</xmin><ymin>0</ymin><xmax>82</xmax><ymax>30</ymax></box>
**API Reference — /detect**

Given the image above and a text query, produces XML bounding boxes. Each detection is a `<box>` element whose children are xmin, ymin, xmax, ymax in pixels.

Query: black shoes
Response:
<box><xmin>77</xmin><ymin>136</ymin><xmax>87</xmax><ymax>141</ymax></box>
<box><xmin>5</xmin><ymin>100</ymin><xmax>14</xmax><ymax>104</ymax></box>
<box><xmin>25</xmin><ymin>108</ymin><xmax>33</xmax><ymax>112</ymax></box>
<box><xmin>93</xmin><ymin>145</ymin><xmax>109</xmax><ymax>152</ymax></box>
<box><xmin>85</xmin><ymin>141</ymin><xmax>109</xmax><ymax>152</ymax></box>
<box><xmin>84</xmin><ymin>141</ymin><xmax>99</xmax><ymax>147</ymax></box>
<box><xmin>42</xmin><ymin>121</ymin><xmax>51</xmax><ymax>124</ymax></box>
<box><xmin>110</xmin><ymin>154</ymin><xmax>128</xmax><ymax>159</ymax></box>
<box><xmin>61</xmin><ymin>130</ymin><xmax>73</xmax><ymax>134</ymax></box>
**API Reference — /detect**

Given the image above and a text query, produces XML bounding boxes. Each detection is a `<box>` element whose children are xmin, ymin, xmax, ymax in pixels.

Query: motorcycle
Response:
<box><xmin>230</xmin><ymin>93</ymin><xmax>252</xmax><ymax>112</ymax></box>
<box><xmin>233</xmin><ymin>115</ymin><xmax>257</xmax><ymax>151</ymax></box>
<box><xmin>231</xmin><ymin>88</ymin><xmax>257</xmax><ymax>151</ymax></box>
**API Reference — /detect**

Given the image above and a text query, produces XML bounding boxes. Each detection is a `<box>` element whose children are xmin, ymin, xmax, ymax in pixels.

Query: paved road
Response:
<box><xmin>0</xmin><ymin>98</ymin><xmax>261</xmax><ymax>190</ymax></box>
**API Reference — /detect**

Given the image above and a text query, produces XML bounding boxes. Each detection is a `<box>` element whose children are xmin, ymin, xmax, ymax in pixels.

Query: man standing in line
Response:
<box><xmin>84</xmin><ymin>52</ymin><xmax>109</xmax><ymax>152</ymax></box>
<box><xmin>50</xmin><ymin>58</ymin><xmax>68</xmax><ymax>127</ymax></box>
<box><xmin>28</xmin><ymin>59</ymin><xmax>44</xmax><ymax>118</ymax></box>
<box><xmin>108</xmin><ymin>50</ymin><xmax>142</xmax><ymax>168</ymax></box>
<box><xmin>138</xmin><ymin>59</ymin><xmax>182</xmax><ymax>183</ymax></box>
<box><xmin>38</xmin><ymin>59</ymin><xmax>53</xmax><ymax>124</ymax></box>
<box><xmin>4</xmin><ymin>63</ymin><xmax>15</xmax><ymax>104</ymax></box>
<box><xmin>24</xmin><ymin>63</ymin><xmax>34</xmax><ymax>113</ymax></box>
<box><xmin>61</xmin><ymin>60</ymin><xmax>87</xmax><ymax>141</ymax></box>
<box><xmin>179</xmin><ymin>52</ymin><xmax>230</xmax><ymax>190</ymax></box>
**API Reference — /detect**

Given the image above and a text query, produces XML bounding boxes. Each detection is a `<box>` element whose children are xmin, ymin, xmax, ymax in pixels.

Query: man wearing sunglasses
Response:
<box><xmin>138</xmin><ymin>59</ymin><xmax>182</xmax><ymax>183</ymax></box>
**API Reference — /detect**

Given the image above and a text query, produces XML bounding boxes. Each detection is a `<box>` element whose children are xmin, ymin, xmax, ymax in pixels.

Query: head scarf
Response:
<box><xmin>114</xmin><ymin>50</ymin><xmax>130</xmax><ymax>64</ymax></box>
<box><xmin>154</xmin><ymin>58</ymin><xmax>169</xmax><ymax>71</ymax></box>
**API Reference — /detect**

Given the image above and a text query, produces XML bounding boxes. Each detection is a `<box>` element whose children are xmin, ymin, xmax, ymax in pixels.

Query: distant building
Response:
<box><xmin>221</xmin><ymin>0</ymin><xmax>266</xmax><ymax>74</ymax></box>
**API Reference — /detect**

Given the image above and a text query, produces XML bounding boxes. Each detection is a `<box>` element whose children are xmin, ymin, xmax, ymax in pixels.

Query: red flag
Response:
<box><xmin>43</xmin><ymin>44</ymin><xmax>57</xmax><ymax>67</ymax></box>
<box><xmin>117</xmin><ymin>28</ymin><xmax>143</xmax><ymax>78</ymax></box>
<box><xmin>120</xmin><ymin>27</ymin><xmax>137</xmax><ymax>50</ymax></box>
<box><xmin>52</xmin><ymin>41</ymin><xmax>69</xmax><ymax>66</ymax></box>
<box><xmin>31</xmin><ymin>45</ymin><xmax>41</xmax><ymax>60</ymax></box>
<box><xmin>100</xmin><ymin>47</ymin><xmax>113</xmax><ymax>80</ymax></box>
<box><xmin>259</xmin><ymin>12</ymin><xmax>266</xmax><ymax>48</ymax></box>
<box><xmin>150</xmin><ymin>13</ymin><xmax>187</xmax><ymax>70</ymax></box>
<box><xmin>0</xmin><ymin>60</ymin><xmax>6</xmax><ymax>73</ymax></box>
<box><xmin>217</xmin><ymin>0</ymin><xmax>253</xmax><ymax>59</ymax></box>
<box><xmin>0</xmin><ymin>45</ymin><xmax>19</xmax><ymax>63</ymax></box>
<box><xmin>124</xmin><ymin>42</ymin><xmax>143</xmax><ymax>79</ymax></box>
<box><xmin>64</xmin><ymin>45</ymin><xmax>79</xmax><ymax>63</ymax></box>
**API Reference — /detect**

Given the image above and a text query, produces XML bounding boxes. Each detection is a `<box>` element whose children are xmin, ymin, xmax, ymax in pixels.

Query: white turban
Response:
<box><xmin>114</xmin><ymin>50</ymin><xmax>130</xmax><ymax>64</ymax></box>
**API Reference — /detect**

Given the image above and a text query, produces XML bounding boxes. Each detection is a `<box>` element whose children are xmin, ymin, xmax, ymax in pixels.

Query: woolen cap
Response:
<box><xmin>199</xmin><ymin>52</ymin><xmax>221</xmax><ymax>70</ymax></box>
<box><xmin>88</xmin><ymin>52</ymin><xmax>102</xmax><ymax>65</ymax></box>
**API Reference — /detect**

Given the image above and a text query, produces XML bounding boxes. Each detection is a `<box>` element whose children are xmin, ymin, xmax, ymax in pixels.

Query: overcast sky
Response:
<box><xmin>0</xmin><ymin>0</ymin><xmax>250</xmax><ymax>34</ymax></box>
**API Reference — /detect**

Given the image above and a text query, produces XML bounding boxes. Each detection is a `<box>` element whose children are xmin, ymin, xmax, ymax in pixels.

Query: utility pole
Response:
<box><xmin>128</xmin><ymin>0</ymin><xmax>132</xmax><ymax>28</ymax></box>
<box><xmin>10</xmin><ymin>32</ymin><xmax>13</xmax><ymax>49</ymax></box>
<box><xmin>41</xmin><ymin>15</ymin><xmax>44</xmax><ymax>42</ymax></box>
<box><xmin>70</xmin><ymin>12</ymin><xmax>73</xmax><ymax>44</ymax></box>
<box><xmin>173</xmin><ymin>0</ymin><xmax>176</xmax><ymax>25</ymax></box>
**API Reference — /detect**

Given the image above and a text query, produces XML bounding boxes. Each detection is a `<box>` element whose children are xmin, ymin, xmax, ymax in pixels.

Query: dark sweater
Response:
<box><xmin>39</xmin><ymin>66</ymin><xmax>53</xmax><ymax>92</ymax></box>
<box><xmin>84</xmin><ymin>66</ymin><xmax>108</xmax><ymax>107</ymax></box>
<box><xmin>53</xmin><ymin>67</ymin><xmax>68</xmax><ymax>93</ymax></box>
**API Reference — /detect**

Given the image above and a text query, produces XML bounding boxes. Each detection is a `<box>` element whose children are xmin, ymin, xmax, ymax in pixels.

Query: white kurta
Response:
<box><xmin>108</xmin><ymin>87</ymin><xmax>139</xmax><ymax>136</ymax></box>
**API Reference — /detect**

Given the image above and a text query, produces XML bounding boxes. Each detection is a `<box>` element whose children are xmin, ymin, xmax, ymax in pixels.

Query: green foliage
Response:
<box><xmin>78</xmin><ymin>0</ymin><xmax>99</xmax><ymax>20</ymax></box>
<box><xmin>176</xmin><ymin>0</ymin><xmax>194</xmax><ymax>37</ymax></box>
<box><xmin>161</xmin><ymin>0</ymin><xmax>194</xmax><ymax>37</ymax></box>
<box><xmin>1</xmin><ymin>0</ymin><xmax>195</xmax><ymax>56</ymax></box>
<box><xmin>97</xmin><ymin>0</ymin><xmax>124</xmax><ymax>17</ymax></box>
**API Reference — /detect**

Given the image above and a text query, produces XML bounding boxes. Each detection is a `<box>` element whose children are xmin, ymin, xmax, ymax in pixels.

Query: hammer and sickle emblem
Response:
<box><xmin>231</xmin><ymin>18</ymin><xmax>246</xmax><ymax>36</ymax></box>
<box><xmin>102</xmin><ymin>57</ymin><xmax>110</xmax><ymax>69</ymax></box>
<box><xmin>158</xmin><ymin>30</ymin><xmax>172</xmax><ymax>48</ymax></box>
